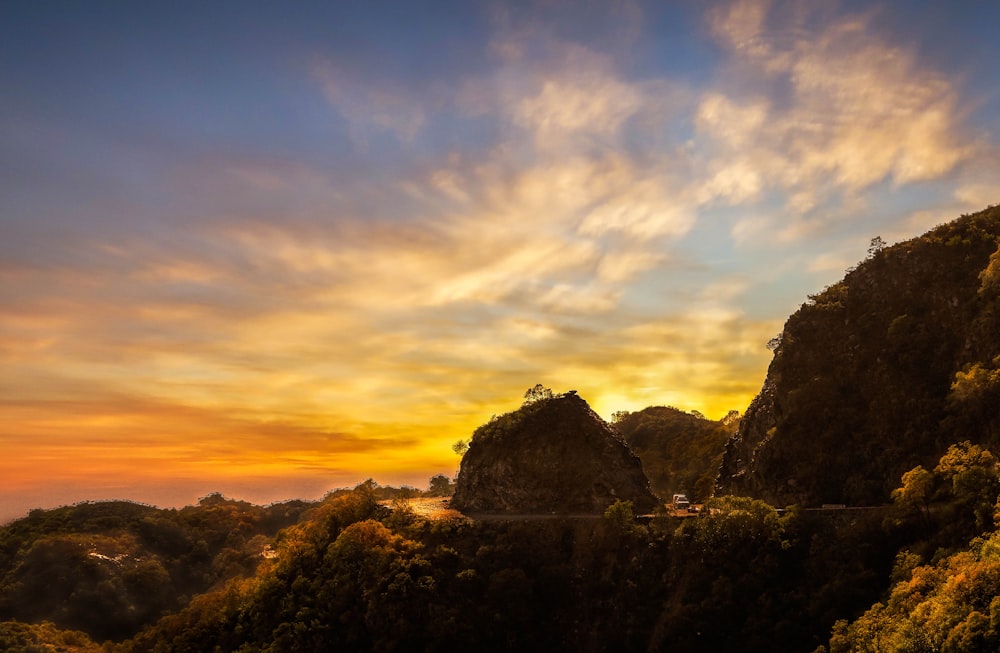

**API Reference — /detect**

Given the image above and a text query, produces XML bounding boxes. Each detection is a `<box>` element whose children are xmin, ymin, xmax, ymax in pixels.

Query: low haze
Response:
<box><xmin>2</xmin><ymin>0</ymin><xmax>999</xmax><ymax>522</ymax></box>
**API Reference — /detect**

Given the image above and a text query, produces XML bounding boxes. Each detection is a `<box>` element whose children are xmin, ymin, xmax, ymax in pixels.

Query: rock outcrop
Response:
<box><xmin>717</xmin><ymin>205</ymin><xmax>1000</xmax><ymax>507</ymax></box>
<box><xmin>451</xmin><ymin>392</ymin><xmax>659</xmax><ymax>514</ymax></box>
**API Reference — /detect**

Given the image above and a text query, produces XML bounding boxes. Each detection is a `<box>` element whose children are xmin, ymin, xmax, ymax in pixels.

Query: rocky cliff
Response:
<box><xmin>451</xmin><ymin>392</ymin><xmax>659</xmax><ymax>514</ymax></box>
<box><xmin>717</xmin><ymin>205</ymin><xmax>1000</xmax><ymax>507</ymax></box>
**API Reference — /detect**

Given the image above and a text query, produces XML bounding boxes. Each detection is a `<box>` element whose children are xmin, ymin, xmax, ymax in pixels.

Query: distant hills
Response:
<box><xmin>0</xmin><ymin>496</ymin><xmax>311</xmax><ymax>642</ymax></box>
<box><xmin>718</xmin><ymin>204</ymin><xmax>1000</xmax><ymax>507</ymax></box>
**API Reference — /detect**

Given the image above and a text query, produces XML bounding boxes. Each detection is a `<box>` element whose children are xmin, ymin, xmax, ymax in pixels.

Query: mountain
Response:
<box><xmin>451</xmin><ymin>391</ymin><xmax>659</xmax><ymax>514</ymax></box>
<box><xmin>614</xmin><ymin>406</ymin><xmax>738</xmax><ymax>502</ymax></box>
<box><xmin>718</xmin><ymin>205</ymin><xmax>1000</xmax><ymax>507</ymax></box>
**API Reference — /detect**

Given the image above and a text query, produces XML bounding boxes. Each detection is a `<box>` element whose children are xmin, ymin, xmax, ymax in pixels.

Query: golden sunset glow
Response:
<box><xmin>2</xmin><ymin>0</ymin><xmax>999</xmax><ymax>522</ymax></box>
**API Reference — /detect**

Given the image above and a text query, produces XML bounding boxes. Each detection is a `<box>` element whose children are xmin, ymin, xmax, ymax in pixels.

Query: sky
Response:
<box><xmin>2</xmin><ymin>0</ymin><xmax>999</xmax><ymax>522</ymax></box>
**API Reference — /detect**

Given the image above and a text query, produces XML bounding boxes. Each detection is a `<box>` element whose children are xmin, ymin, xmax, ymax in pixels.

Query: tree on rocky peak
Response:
<box><xmin>867</xmin><ymin>235</ymin><xmax>886</xmax><ymax>258</ymax></box>
<box><xmin>522</xmin><ymin>384</ymin><xmax>553</xmax><ymax>405</ymax></box>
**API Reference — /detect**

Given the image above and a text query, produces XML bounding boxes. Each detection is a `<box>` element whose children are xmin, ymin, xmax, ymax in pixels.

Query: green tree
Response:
<box><xmin>428</xmin><ymin>475</ymin><xmax>454</xmax><ymax>497</ymax></box>
<box><xmin>934</xmin><ymin>441</ymin><xmax>1000</xmax><ymax>530</ymax></box>
<box><xmin>935</xmin><ymin>442</ymin><xmax>997</xmax><ymax>491</ymax></box>
<box><xmin>682</xmin><ymin>496</ymin><xmax>788</xmax><ymax>556</ymax></box>
<box><xmin>603</xmin><ymin>499</ymin><xmax>636</xmax><ymax>536</ymax></box>
<box><xmin>867</xmin><ymin>235</ymin><xmax>886</xmax><ymax>258</ymax></box>
<box><xmin>891</xmin><ymin>465</ymin><xmax>934</xmax><ymax>519</ymax></box>
<box><xmin>950</xmin><ymin>363</ymin><xmax>1000</xmax><ymax>405</ymax></box>
<box><xmin>978</xmin><ymin>241</ymin><xmax>1000</xmax><ymax>295</ymax></box>
<box><xmin>451</xmin><ymin>439</ymin><xmax>469</xmax><ymax>456</ymax></box>
<box><xmin>522</xmin><ymin>383</ymin><xmax>553</xmax><ymax>405</ymax></box>
<box><xmin>0</xmin><ymin>621</ymin><xmax>100</xmax><ymax>653</ymax></box>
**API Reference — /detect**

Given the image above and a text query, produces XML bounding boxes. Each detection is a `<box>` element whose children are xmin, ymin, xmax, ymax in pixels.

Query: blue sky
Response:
<box><xmin>1</xmin><ymin>0</ymin><xmax>998</xmax><ymax>520</ymax></box>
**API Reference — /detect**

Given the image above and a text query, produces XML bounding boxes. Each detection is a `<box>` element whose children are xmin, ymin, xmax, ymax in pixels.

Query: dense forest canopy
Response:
<box><xmin>6</xmin><ymin>444</ymin><xmax>1000</xmax><ymax>653</ymax></box>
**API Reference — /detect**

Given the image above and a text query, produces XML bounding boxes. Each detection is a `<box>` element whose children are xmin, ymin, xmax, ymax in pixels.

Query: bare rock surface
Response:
<box><xmin>451</xmin><ymin>392</ymin><xmax>658</xmax><ymax>514</ymax></box>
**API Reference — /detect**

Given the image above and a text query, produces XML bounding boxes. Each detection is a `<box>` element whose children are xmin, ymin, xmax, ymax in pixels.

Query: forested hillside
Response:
<box><xmin>719</xmin><ymin>205</ymin><xmax>1000</xmax><ymax>507</ymax></box>
<box><xmin>56</xmin><ymin>484</ymin><xmax>911</xmax><ymax>653</ymax></box>
<box><xmin>0</xmin><ymin>495</ymin><xmax>310</xmax><ymax>641</ymax></box>
<box><xmin>815</xmin><ymin>439</ymin><xmax>1000</xmax><ymax>651</ymax></box>
<box><xmin>5</xmin><ymin>462</ymin><xmax>1000</xmax><ymax>652</ymax></box>
<box><xmin>614</xmin><ymin>405</ymin><xmax>738</xmax><ymax>502</ymax></box>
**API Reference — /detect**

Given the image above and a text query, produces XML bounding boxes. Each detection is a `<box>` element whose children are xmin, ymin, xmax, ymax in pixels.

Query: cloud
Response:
<box><xmin>808</xmin><ymin>250</ymin><xmax>857</xmax><ymax>274</ymax></box>
<box><xmin>425</xmin><ymin>238</ymin><xmax>600</xmax><ymax>307</ymax></box>
<box><xmin>0</xmin><ymin>389</ymin><xmax>412</xmax><ymax>485</ymax></box>
<box><xmin>954</xmin><ymin>184</ymin><xmax>999</xmax><ymax>210</ymax></box>
<box><xmin>578</xmin><ymin>181</ymin><xmax>696</xmax><ymax>240</ymax></box>
<box><xmin>730</xmin><ymin>214</ymin><xmax>774</xmax><ymax>246</ymax></box>
<box><xmin>709</xmin><ymin>0</ymin><xmax>776</xmax><ymax>62</ymax></box>
<box><xmin>512</xmin><ymin>46</ymin><xmax>644</xmax><ymax>143</ymax></box>
<box><xmin>700</xmin><ymin>0</ymin><xmax>974</xmax><ymax>229</ymax></box>
<box><xmin>537</xmin><ymin>282</ymin><xmax>621</xmax><ymax>313</ymax></box>
<box><xmin>596</xmin><ymin>250</ymin><xmax>664</xmax><ymax>284</ymax></box>
<box><xmin>695</xmin><ymin>93</ymin><xmax>769</xmax><ymax>150</ymax></box>
<box><xmin>590</xmin><ymin>308</ymin><xmax>778</xmax><ymax>418</ymax></box>
<box><xmin>314</xmin><ymin>64</ymin><xmax>427</xmax><ymax>150</ymax></box>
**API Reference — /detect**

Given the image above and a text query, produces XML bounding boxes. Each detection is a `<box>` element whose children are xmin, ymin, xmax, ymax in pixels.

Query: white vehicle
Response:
<box><xmin>672</xmin><ymin>494</ymin><xmax>691</xmax><ymax>511</ymax></box>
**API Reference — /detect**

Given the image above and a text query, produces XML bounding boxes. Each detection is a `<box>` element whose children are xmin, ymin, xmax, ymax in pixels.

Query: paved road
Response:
<box><xmin>384</xmin><ymin>498</ymin><xmax>713</xmax><ymax>522</ymax></box>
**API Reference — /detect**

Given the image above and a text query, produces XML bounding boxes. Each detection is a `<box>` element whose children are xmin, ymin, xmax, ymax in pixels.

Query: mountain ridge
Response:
<box><xmin>718</xmin><ymin>204</ymin><xmax>1000</xmax><ymax>506</ymax></box>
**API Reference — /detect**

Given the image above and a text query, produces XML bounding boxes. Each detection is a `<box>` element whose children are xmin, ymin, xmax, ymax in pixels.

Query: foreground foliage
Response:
<box><xmin>826</xmin><ymin>533</ymin><xmax>1000</xmax><ymax>653</ymax></box>
<box><xmin>0</xmin><ymin>495</ymin><xmax>310</xmax><ymax>641</ymax></box>
<box><xmin>110</xmin><ymin>485</ymin><xmax>905</xmax><ymax>653</ymax></box>
<box><xmin>0</xmin><ymin>620</ymin><xmax>101</xmax><ymax>652</ymax></box>
<box><xmin>818</xmin><ymin>442</ymin><xmax>1000</xmax><ymax>652</ymax></box>
<box><xmin>5</xmin><ymin>444</ymin><xmax>1000</xmax><ymax>653</ymax></box>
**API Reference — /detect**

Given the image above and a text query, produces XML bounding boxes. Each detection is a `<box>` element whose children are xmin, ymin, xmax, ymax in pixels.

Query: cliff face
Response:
<box><xmin>451</xmin><ymin>393</ymin><xmax>658</xmax><ymax>514</ymax></box>
<box><xmin>717</xmin><ymin>205</ymin><xmax>1000</xmax><ymax>507</ymax></box>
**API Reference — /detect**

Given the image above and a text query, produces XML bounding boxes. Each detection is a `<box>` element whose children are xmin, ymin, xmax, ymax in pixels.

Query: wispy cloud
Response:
<box><xmin>314</xmin><ymin>63</ymin><xmax>427</xmax><ymax>151</ymax></box>
<box><xmin>702</xmin><ymin>0</ymin><xmax>974</xmax><ymax>225</ymax></box>
<box><xmin>2</xmin><ymin>0</ymin><xmax>998</xmax><ymax>520</ymax></box>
